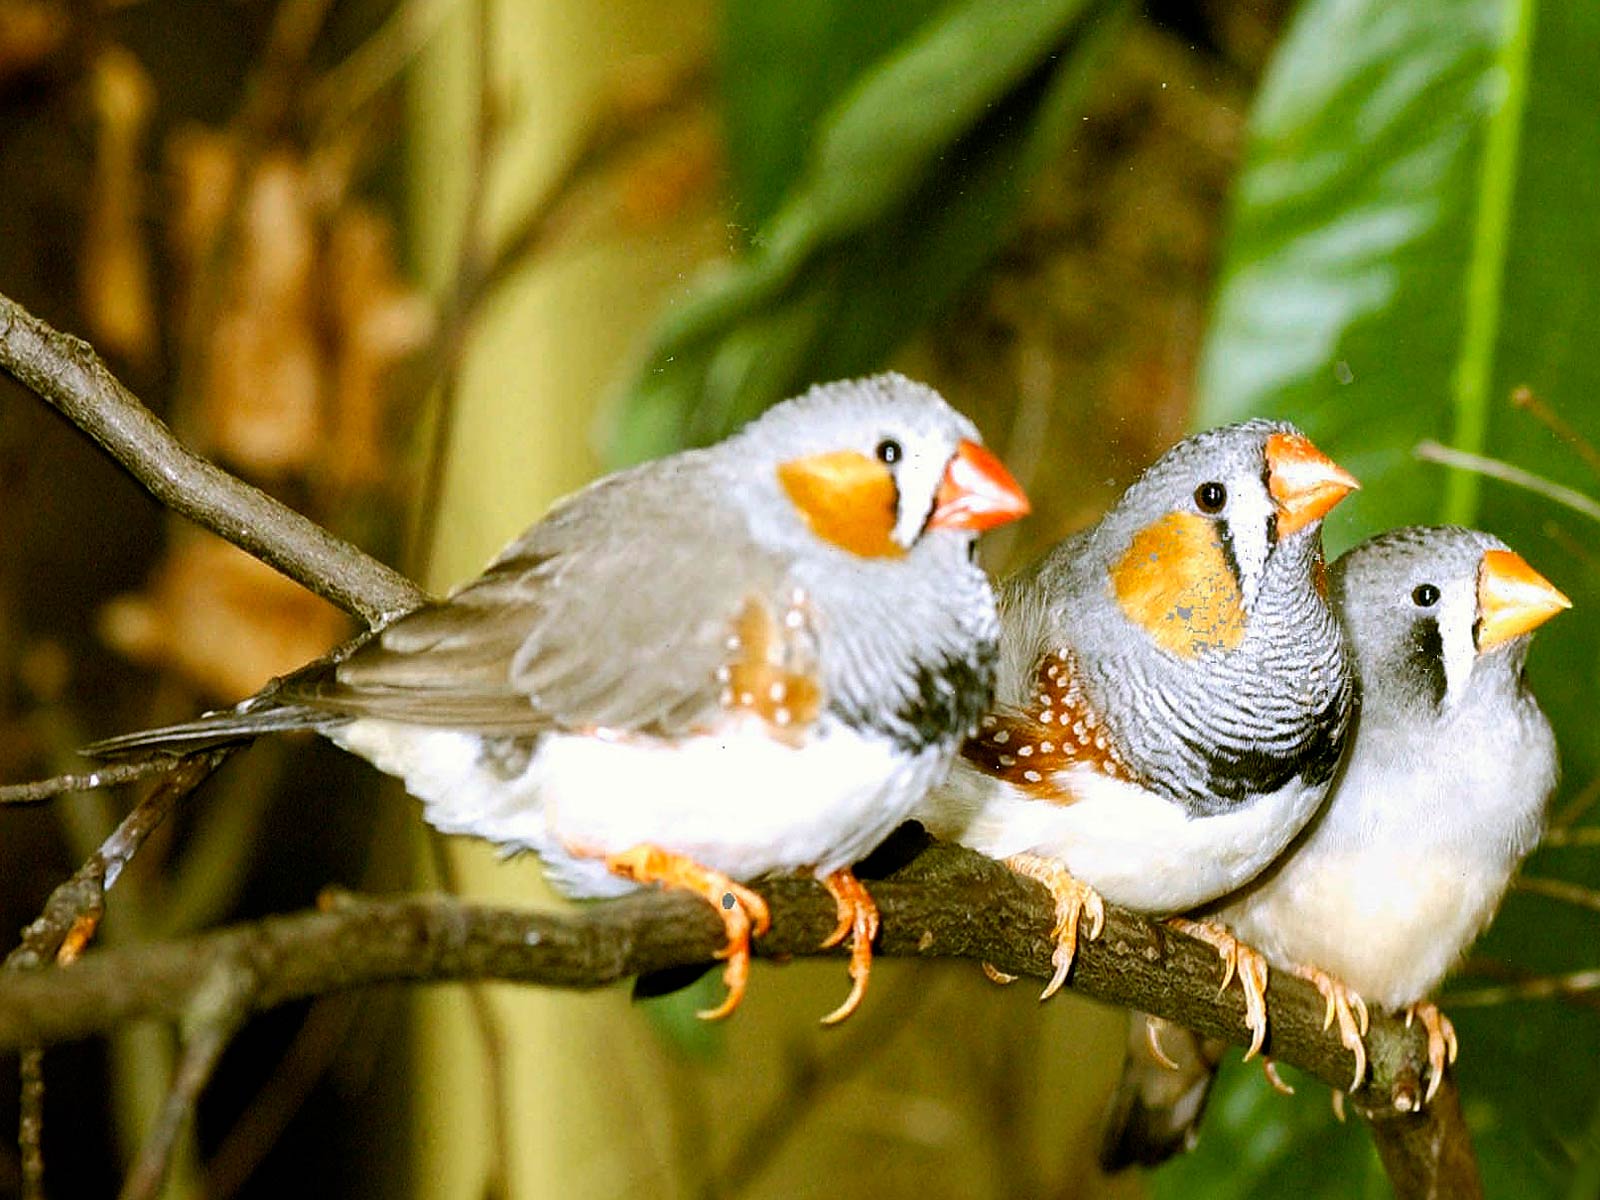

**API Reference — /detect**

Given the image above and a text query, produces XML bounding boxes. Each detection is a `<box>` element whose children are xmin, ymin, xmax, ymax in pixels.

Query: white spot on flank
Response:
<box><xmin>715</xmin><ymin>666</ymin><xmax>731</xmax><ymax>683</ymax></box>
<box><xmin>993</xmin><ymin>730</ymin><xmax>1010</xmax><ymax>745</ymax></box>
<box><xmin>1040</xmin><ymin>710</ymin><xmax>1054</xmax><ymax>724</ymax></box>
<box><xmin>1039</xmin><ymin>741</ymin><xmax>1054</xmax><ymax>754</ymax></box>
<box><xmin>738</xmin><ymin>692</ymin><xmax>754</xmax><ymax>706</ymax></box>
<box><xmin>1017</xmin><ymin>745</ymin><xmax>1033</xmax><ymax>758</ymax></box>
<box><xmin>720</xmin><ymin>688</ymin><xmax>734</xmax><ymax>706</ymax></box>
<box><xmin>775</xmin><ymin>707</ymin><xmax>792</xmax><ymax>726</ymax></box>
<box><xmin>1024</xmin><ymin>770</ymin><xmax>1042</xmax><ymax>783</ymax></box>
<box><xmin>726</xmin><ymin>636</ymin><xmax>741</xmax><ymax>651</ymax></box>
<box><xmin>785</xmin><ymin>610</ymin><xmax>804</xmax><ymax>629</ymax></box>
<box><xmin>769</xmin><ymin>681</ymin><xmax>787</xmax><ymax>702</ymax></box>
<box><xmin>999</xmin><ymin>755</ymin><xmax>1015</xmax><ymax>767</ymax></box>
<box><xmin>981</xmin><ymin>715</ymin><xmax>997</xmax><ymax>729</ymax></box>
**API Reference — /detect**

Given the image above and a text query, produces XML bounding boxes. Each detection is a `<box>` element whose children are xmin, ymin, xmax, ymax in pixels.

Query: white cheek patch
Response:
<box><xmin>896</xmin><ymin>441</ymin><xmax>952</xmax><ymax>546</ymax></box>
<box><xmin>1438</xmin><ymin>586</ymin><xmax>1480</xmax><ymax>709</ymax></box>
<box><xmin>1221</xmin><ymin>471</ymin><xmax>1276</xmax><ymax>608</ymax></box>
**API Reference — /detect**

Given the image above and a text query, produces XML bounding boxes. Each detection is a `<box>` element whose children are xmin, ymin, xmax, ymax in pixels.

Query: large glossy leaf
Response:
<box><xmin>604</xmin><ymin>0</ymin><xmax>1127</xmax><ymax>466</ymax></box>
<box><xmin>1170</xmin><ymin>0</ymin><xmax>1600</xmax><ymax>1195</ymax></box>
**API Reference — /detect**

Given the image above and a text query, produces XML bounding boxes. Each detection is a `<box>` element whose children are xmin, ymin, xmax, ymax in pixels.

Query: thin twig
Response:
<box><xmin>1539</xmin><ymin>825</ymin><xmax>1600</xmax><ymax>848</ymax></box>
<box><xmin>0</xmin><ymin>758</ymin><xmax>181</xmax><ymax>805</ymax></box>
<box><xmin>201</xmin><ymin>991</ymin><xmax>364</xmax><ymax>1200</ymax></box>
<box><xmin>119</xmin><ymin>962</ymin><xmax>255</xmax><ymax>1200</ymax></box>
<box><xmin>717</xmin><ymin>967</ymin><xmax>933</xmax><ymax>1197</ymax></box>
<box><xmin>307</xmin><ymin>0</ymin><xmax>459</xmax><ymax>144</ymax></box>
<box><xmin>7</xmin><ymin>754</ymin><xmax>225</xmax><ymax>1198</ymax></box>
<box><xmin>1415</xmin><ymin>440</ymin><xmax>1600</xmax><ymax>525</ymax></box>
<box><xmin>1514</xmin><ymin>874</ymin><xmax>1600</xmax><ymax>913</ymax></box>
<box><xmin>1446</xmin><ymin>969</ymin><xmax>1600</xmax><ymax>1008</ymax></box>
<box><xmin>0</xmin><ymin>292</ymin><xmax>427</xmax><ymax>626</ymax></box>
<box><xmin>5</xmin><ymin>753</ymin><xmax>229</xmax><ymax>973</ymax></box>
<box><xmin>18</xmin><ymin>1049</ymin><xmax>43</xmax><ymax>1200</ymax></box>
<box><xmin>404</xmin><ymin>0</ymin><xmax>501</xmax><ymax>578</ymax></box>
<box><xmin>423</xmin><ymin>830</ymin><xmax>511</xmax><ymax>1200</ymax></box>
<box><xmin>1511</xmin><ymin>385</ymin><xmax>1600</xmax><ymax>478</ymax></box>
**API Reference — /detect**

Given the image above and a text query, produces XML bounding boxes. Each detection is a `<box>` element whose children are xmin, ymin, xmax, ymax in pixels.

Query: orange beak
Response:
<box><xmin>928</xmin><ymin>440</ymin><xmax>1031</xmax><ymax>532</ymax></box>
<box><xmin>1265</xmin><ymin>431</ymin><xmax>1360</xmax><ymax>537</ymax></box>
<box><xmin>1477</xmin><ymin>549</ymin><xmax>1571</xmax><ymax>651</ymax></box>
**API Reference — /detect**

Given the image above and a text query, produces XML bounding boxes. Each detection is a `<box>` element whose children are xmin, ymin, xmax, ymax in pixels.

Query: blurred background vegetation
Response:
<box><xmin>0</xmin><ymin>0</ymin><xmax>1597</xmax><ymax>1196</ymax></box>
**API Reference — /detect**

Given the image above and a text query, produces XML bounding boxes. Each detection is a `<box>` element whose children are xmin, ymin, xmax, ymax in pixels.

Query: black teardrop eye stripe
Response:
<box><xmin>1215</xmin><ymin>518</ymin><xmax>1245</xmax><ymax>593</ymax></box>
<box><xmin>1404</xmin><ymin>616</ymin><xmax>1448</xmax><ymax>709</ymax></box>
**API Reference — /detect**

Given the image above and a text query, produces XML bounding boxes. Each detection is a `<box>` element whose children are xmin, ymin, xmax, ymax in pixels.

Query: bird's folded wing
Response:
<box><xmin>284</xmin><ymin>465</ymin><xmax>793</xmax><ymax>737</ymax></box>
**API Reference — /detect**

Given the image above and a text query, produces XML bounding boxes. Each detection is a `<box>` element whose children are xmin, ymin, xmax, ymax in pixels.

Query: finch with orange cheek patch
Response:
<box><xmin>917</xmin><ymin>420</ymin><xmax>1357</xmax><ymax>1052</ymax></box>
<box><xmin>85</xmin><ymin>374</ymin><xmax>1029</xmax><ymax>1024</ymax></box>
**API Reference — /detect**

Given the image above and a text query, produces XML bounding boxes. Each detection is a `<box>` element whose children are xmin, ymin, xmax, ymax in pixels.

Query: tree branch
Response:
<box><xmin>0</xmin><ymin>845</ymin><xmax>1472</xmax><ymax>1143</ymax></box>
<box><xmin>0</xmin><ymin>291</ymin><xmax>427</xmax><ymax>627</ymax></box>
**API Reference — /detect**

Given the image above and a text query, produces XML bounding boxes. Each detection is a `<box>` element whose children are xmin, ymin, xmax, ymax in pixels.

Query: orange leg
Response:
<box><xmin>817</xmin><ymin>868</ymin><xmax>880</xmax><ymax>1025</ymax></box>
<box><xmin>1293</xmin><ymin>964</ymin><xmax>1370</xmax><ymax>1092</ymax></box>
<box><xmin>1004</xmin><ymin>853</ymin><xmax>1105</xmax><ymax>1000</ymax></box>
<box><xmin>605</xmin><ymin>845</ymin><xmax>770</xmax><ymax>1021</ymax></box>
<box><xmin>1405</xmin><ymin>1001</ymin><xmax>1458</xmax><ymax>1104</ymax></box>
<box><xmin>1168</xmin><ymin>918</ymin><xmax>1271</xmax><ymax>1061</ymax></box>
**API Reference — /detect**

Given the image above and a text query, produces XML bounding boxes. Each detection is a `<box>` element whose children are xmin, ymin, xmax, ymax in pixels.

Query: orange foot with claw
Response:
<box><xmin>1004</xmin><ymin>853</ymin><xmax>1105</xmax><ymax>999</ymax></box>
<box><xmin>1294</xmin><ymin>964</ymin><xmax>1370</xmax><ymax>1091</ymax></box>
<box><xmin>1168</xmin><ymin>918</ymin><xmax>1271</xmax><ymax>1061</ymax></box>
<box><xmin>817</xmin><ymin>868</ymin><xmax>881</xmax><ymax>1025</ymax></box>
<box><xmin>1405</xmin><ymin>1000</ymin><xmax>1458</xmax><ymax>1104</ymax></box>
<box><xmin>605</xmin><ymin>845</ymin><xmax>771</xmax><ymax>1021</ymax></box>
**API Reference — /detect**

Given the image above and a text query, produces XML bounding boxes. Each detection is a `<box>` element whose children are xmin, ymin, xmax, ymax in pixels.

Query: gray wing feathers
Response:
<box><xmin>285</xmin><ymin>461</ymin><xmax>786</xmax><ymax>735</ymax></box>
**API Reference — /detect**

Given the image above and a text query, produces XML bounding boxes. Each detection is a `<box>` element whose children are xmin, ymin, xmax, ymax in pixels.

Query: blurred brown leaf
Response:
<box><xmin>80</xmin><ymin>45</ymin><xmax>158</xmax><ymax>369</ymax></box>
<box><xmin>99</xmin><ymin>531</ymin><xmax>350</xmax><ymax>703</ymax></box>
<box><xmin>0</xmin><ymin>0</ymin><xmax>66</xmax><ymax>84</ymax></box>
<box><xmin>324</xmin><ymin>205</ymin><xmax>433</xmax><ymax>488</ymax></box>
<box><xmin>200</xmin><ymin>151</ymin><xmax>323</xmax><ymax>477</ymax></box>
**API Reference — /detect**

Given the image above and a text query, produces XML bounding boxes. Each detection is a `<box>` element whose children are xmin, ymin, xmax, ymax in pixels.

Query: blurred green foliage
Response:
<box><xmin>605</xmin><ymin>0</ymin><xmax>1128</xmax><ymax>467</ymax></box>
<box><xmin>1178</xmin><ymin>0</ymin><xmax>1600</xmax><ymax>1195</ymax></box>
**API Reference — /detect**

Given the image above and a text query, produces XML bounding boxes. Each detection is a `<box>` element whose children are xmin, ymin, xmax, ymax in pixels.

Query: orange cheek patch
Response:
<box><xmin>1111</xmin><ymin>512</ymin><xmax>1246</xmax><ymax>658</ymax></box>
<box><xmin>716</xmin><ymin>595</ymin><xmax>823</xmax><ymax>744</ymax></box>
<box><xmin>778</xmin><ymin>451</ymin><xmax>903</xmax><ymax>559</ymax></box>
<box><xmin>962</xmin><ymin>649</ymin><xmax>1136</xmax><ymax>802</ymax></box>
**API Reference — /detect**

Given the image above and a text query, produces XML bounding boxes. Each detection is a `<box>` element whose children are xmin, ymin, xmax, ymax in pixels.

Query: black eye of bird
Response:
<box><xmin>1412</xmin><ymin>583</ymin><xmax>1441</xmax><ymax>607</ymax></box>
<box><xmin>1194</xmin><ymin>481</ymin><xmax>1227</xmax><ymax>513</ymax></box>
<box><xmin>875</xmin><ymin>438</ymin><xmax>903</xmax><ymax>465</ymax></box>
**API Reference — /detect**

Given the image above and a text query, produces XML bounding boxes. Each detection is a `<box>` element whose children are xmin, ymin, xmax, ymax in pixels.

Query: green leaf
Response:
<box><xmin>605</xmin><ymin>0</ymin><xmax>1128</xmax><ymax>467</ymax></box>
<box><xmin>1183</xmin><ymin>0</ymin><xmax>1600</xmax><ymax>1195</ymax></box>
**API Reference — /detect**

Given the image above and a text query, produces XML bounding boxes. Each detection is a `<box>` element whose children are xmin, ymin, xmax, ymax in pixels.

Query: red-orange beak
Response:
<box><xmin>1265</xmin><ymin>431</ymin><xmax>1360</xmax><ymax>537</ymax></box>
<box><xmin>928</xmin><ymin>440</ymin><xmax>1030</xmax><ymax>532</ymax></box>
<box><xmin>1477</xmin><ymin>549</ymin><xmax>1571</xmax><ymax>651</ymax></box>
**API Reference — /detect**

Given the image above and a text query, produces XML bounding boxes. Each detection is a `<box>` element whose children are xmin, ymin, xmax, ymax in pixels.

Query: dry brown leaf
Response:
<box><xmin>165</xmin><ymin>125</ymin><xmax>242</xmax><ymax>328</ymax></box>
<box><xmin>99</xmin><ymin>531</ymin><xmax>350</xmax><ymax>702</ymax></box>
<box><xmin>323</xmin><ymin>206</ymin><xmax>434</xmax><ymax>487</ymax></box>
<box><xmin>200</xmin><ymin>152</ymin><xmax>323</xmax><ymax>476</ymax></box>
<box><xmin>80</xmin><ymin>44</ymin><xmax>158</xmax><ymax>369</ymax></box>
<box><xmin>0</xmin><ymin>0</ymin><xmax>67</xmax><ymax>83</ymax></box>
